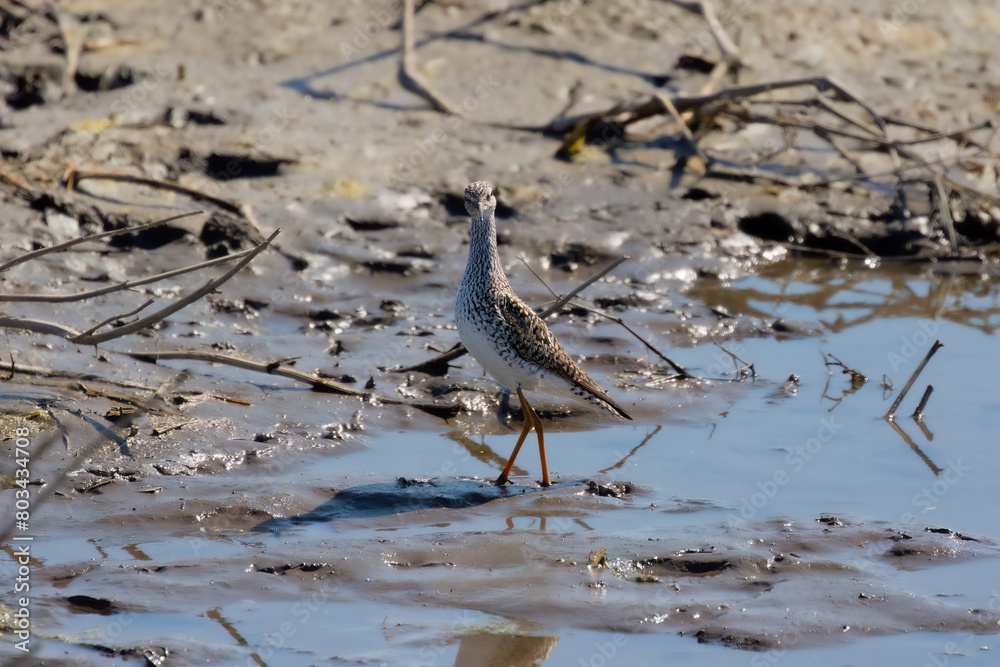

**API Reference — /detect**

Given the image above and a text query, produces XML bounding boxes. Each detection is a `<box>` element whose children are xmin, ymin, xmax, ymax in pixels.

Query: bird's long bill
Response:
<box><xmin>478</xmin><ymin>201</ymin><xmax>485</xmax><ymax>221</ymax></box>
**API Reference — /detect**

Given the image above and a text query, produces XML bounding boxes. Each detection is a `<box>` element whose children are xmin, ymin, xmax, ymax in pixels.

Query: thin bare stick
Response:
<box><xmin>0</xmin><ymin>316</ymin><xmax>79</xmax><ymax>338</ymax></box>
<box><xmin>518</xmin><ymin>256</ymin><xmax>560</xmax><ymax>300</ymax></box>
<box><xmin>714</xmin><ymin>341</ymin><xmax>755</xmax><ymax>379</ymax></box>
<box><xmin>912</xmin><ymin>384</ymin><xmax>934</xmax><ymax>422</ymax></box>
<box><xmin>0</xmin><ymin>359</ymin><xmax>158</xmax><ymax>390</ymax></box>
<box><xmin>933</xmin><ymin>177</ymin><xmax>959</xmax><ymax>251</ymax></box>
<box><xmin>0</xmin><ymin>231</ymin><xmax>278</xmax><ymax>344</ymax></box>
<box><xmin>566</xmin><ymin>300</ymin><xmax>691</xmax><ymax>378</ymax></box>
<box><xmin>655</xmin><ymin>91</ymin><xmax>710</xmax><ymax>168</ymax></box>
<box><xmin>124</xmin><ymin>350</ymin><xmax>467</xmax><ymax>418</ymax></box>
<box><xmin>814</xmin><ymin>96</ymin><xmax>881</xmax><ymax>138</ymax></box>
<box><xmin>666</xmin><ymin>0</ymin><xmax>741</xmax><ymax>67</ymax></box>
<box><xmin>521</xmin><ymin>258</ymin><xmax>690</xmax><ymax>378</ymax></box>
<box><xmin>126</xmin><ymin>350</ymin><xmax>367</xmax><ymax>396</ymax></box>
<box><xmin>0</xmin><ymin>211</ymin><xmax>203</xmax><ymax>273</ymax></box>
<box><xmin>733</xmin><ymin>110</ymin><xmax>906</xmax><ymax>148</ymax></box>
<box><xmin>151</xmin><ymin>420</ymin><xmax>197</xmax><ymax>436</ymax></box>
<box><xmin>885</xmin><ymin>340</ymin><xmax>944</xmax><ymax>422</ymax></box>
<box><xmin>65</xmin><ymin>169</ymin><xmax>257</xmax><ymax>224</ymax></box>
<box><xmin>68</xmin><ymin>230</ymin><xmax>279</xmax><ymax>344</ymax></box>
<box><xmin>75</xmin><ymin>298</ymin><xmax>154</xmax><ymax>338</ymax></box>
<box><xmin>398</xmin><ymin>0</ymin><xmax>462</xmax><ymax>115</ymax></box>
<box><xmin>697</xmin><ymin>0</ymin><xmax>741</xmax><ymax>66</ymax></box>
<box><xmin>821</xmin><ymin>223</ymin><xmax>879</xmax><ymax>259</ymax></box>
<box><xmin>57</xmin><ymin>12</ymin><xmax>83</xmax><ymax>96</ymax></box>
<box><xmin>0</xmin><ymin>246</ymin><xmax>255</xmax><ymax>303</ymax></box>
<box><xmin>670</xmin><ymin>76</ymin><xmax>816</xmax><ymax>112</ymax></box>
<box><xmin>821</xmin><ymin>132</ymin><xmax>867</xmax><ymax>175</ymax></box>
<box><xmin>77</xmin><ymin>380</ymin><xmax>181</xmax><ymax>415</ymax></box>
<box><xmin>537</xmin><ymin>256</ymin><xmax>630</xmax><ymax>317</ymax></box>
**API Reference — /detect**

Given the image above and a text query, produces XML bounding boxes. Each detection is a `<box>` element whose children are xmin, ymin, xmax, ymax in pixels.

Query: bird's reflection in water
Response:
<box><xmin>454</xmin><ymin>633</ymin><xmax>558</xmax><ymax>667</ymax></box>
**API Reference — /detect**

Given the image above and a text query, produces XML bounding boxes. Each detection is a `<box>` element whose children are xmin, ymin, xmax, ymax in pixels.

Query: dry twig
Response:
<box><xmin>884</xmin><ymin>340</ymin><xmax>944</xmax><ymax>422</ymax></box>
<box><xmin>127</xmin><ymin>350</ymin><xmax>366</xmax><ymax>397</ymax></box>
<box><xmin>912</xmin><ymin>384</ymin><xmax>934</xmax><ymax>422</ymax></box>
<box><xmin>0</xmin><ymin>210</ymin><xmax>203</xmax><ymax>274</ymax></box>
<box><xmin>64</xmin><ymin>169</ymin><xmax>261</xmax><ymax>230</ymax></box>
<box><xmin>398</xmin><ymin>0</ymin><xmax>462</xmax><ymax>115</ymax></box>
<box><xmin>0</xmin><ymin>246</ymin><xmax>257</xmax><ymax>303</ymax></box>
<box><xmin>0</xmin><ymin>230</ymin><xmax>279</xmax><ymax>345</ymax></box>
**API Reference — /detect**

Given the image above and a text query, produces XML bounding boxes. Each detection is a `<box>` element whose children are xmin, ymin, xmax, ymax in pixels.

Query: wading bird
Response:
<box><xmin>455</xmin><ymin>181</ymin><xmax>632</xmax><ymax>486</ymax></box>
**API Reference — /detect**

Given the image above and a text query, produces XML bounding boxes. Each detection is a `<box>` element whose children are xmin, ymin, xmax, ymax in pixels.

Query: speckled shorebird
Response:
<box><xmin>455</xmin><ymin>181</ymin><xmax>632</xmax><ymax>487</ymax></box>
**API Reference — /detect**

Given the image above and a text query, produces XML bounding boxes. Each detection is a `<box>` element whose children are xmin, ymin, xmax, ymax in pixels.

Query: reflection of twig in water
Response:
<box><xmin>815</xmin><ymin>352</ymin><xmax>867</xmax><ymax>412</ymax></box>
<box><xmin>204</xmin><ymin>608</ymin><xmax>258</xmax><ymax>659</ymax></box>
<box><xmin>879</xmin><ymin>375</ymin><xmax>895</xmax><ymax>400</ymax></box>
<box><xmin>887</xmin><ymin>419</ymin><xmax>943</xmax><ymax>476</ymax></box>
<box><xmin>884</xmin><ymin>340</ymin><xmax>943</xmax><ymax>422</ymax></box>
<box><xmin>712</xmin><ymin>341</ymin><xmax>755</xmax><ymax>380</ymax></box>
<box><xmin>821</xmin><ymin>352</ymin><xmax>867</xmax><ymax>409</ymax></box>
<box><xmin>914</xmin><ymin>416</ymin><xmax>934</xmax><ymax>442</ymax></box>
<box><xmin>598</xmin><ymin>425</ymin><xmax>662</xmax><ymax>475</ymax></box>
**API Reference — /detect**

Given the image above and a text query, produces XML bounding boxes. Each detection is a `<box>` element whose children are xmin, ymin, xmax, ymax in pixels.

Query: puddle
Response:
<box><xmin>5</xmin><ymin>258</ymin><xmax>1000</xmax><ymax>665</ymax></box>
<box><xmin>3</xmin><ymin>0</ymin><xmax>1000</xmax><ymax>662</ymax></box>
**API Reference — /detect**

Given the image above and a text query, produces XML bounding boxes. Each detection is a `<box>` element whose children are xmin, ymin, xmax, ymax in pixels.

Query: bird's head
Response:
<box><xmin>464</xmin><ymin>181</ymin><xmax>496</xmax><ymax>222</ymax></box>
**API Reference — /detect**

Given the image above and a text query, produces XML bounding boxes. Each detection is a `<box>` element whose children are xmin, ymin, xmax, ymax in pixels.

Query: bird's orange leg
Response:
<box><xmin>518</xmin><ymin>388</ymin><xmax>551</xmax><ymax>487</ymax></box>
<box><xmin>495</xmin><ymin>394</ymin><xmax>534</xmax><ymax>486</ymax></box>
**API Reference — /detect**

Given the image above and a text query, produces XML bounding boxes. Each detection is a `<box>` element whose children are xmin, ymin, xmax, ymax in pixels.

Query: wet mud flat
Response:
<box><xmin>2</xmin><ymin>0</ymin><xmax>1000</xmax><ymax>665</ymax></box>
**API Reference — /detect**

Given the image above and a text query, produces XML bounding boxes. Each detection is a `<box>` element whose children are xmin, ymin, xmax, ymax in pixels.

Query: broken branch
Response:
<box><xmin>0</xmin><ymin>210</ymin><xmax>203</xmax><ymax>274</ymax></box>
<box><xmin>885</xmin><ymin>340</ymin><xmax>944</xmax><ymax>422</ymax></box>
<box><xmin>0</xmin><ymin>246</ymin><xmax>256</xmax><ymax>303</ymax></box>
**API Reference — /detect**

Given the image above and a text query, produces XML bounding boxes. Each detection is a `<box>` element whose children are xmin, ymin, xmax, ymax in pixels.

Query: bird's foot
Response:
<box><xmin>494</xmin><ymin>474</ymin><xmax>509</xmax><ymax>486</ymax></box>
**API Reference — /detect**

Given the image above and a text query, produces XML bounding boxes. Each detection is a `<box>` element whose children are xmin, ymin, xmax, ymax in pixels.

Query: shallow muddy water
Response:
<box><xmin>3</xmin><ymin>0</ymin><xmax>1000</xmax><ymax>664</ymax></box>
<box><xmin>4</xmin><ymin>261</ymin><xmax>1000</xmax><ymax>666</ymax></box>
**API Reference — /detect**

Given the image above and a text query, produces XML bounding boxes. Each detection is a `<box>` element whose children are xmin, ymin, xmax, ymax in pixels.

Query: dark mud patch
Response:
<box><xmin>254</xmin><ymin>478</ymin><xmax>543</xmax><ymax>532</ymax></box>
